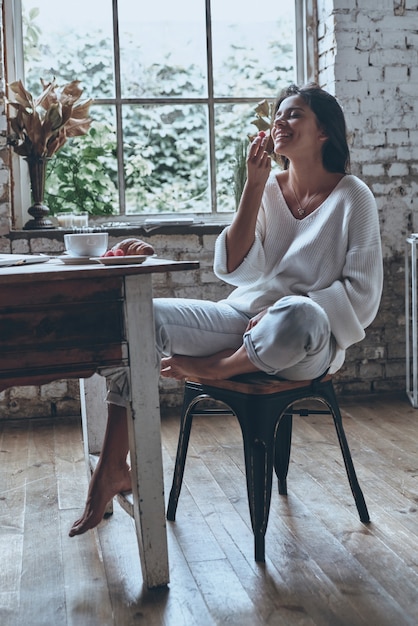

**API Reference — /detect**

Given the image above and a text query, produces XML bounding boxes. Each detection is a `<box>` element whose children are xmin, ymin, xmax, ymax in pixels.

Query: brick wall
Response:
<box><xmin>1</xmin><ymin>0</ymin><xmax>417</xmax><ymax>418</ymax></box>
<box><xmin>316</xmin><ymin>0</ymin><xmax>418</xmax><ymax>396</ymax></box>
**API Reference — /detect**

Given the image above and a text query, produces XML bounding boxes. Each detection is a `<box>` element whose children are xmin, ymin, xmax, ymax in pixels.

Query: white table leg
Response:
<box><xmin>80</xmin><ymin>374</ymin><xmax>108</xmax><ymax>456</ymax></box>
<box><xmin>124</xmin><ymin>274</ymin><xmax>169</xmax><ymax>588</ymax></box>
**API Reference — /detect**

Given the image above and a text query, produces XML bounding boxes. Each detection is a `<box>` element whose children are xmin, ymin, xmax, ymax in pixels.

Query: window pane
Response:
<box><xmin>215</xmin><ymin>103</ymin><xmax>253</xmax><ymax>213</ymax></box>
<box><xmin>118</xmin><ymin>0</ymin><xmax>207</xmax><ymax>98</ymax></box>
<box><xmin>123</xmin><ymin>104</ymin><xmax>210</xmax><ymax>214</ymax></box>
<box><xmin>211</xmin><ymin>0</ymin><xmax>295</xmax><ymax>97</ymax></box>
<box><xmin>22</xmin><ymin>0</ymin><xmax>114</xmax><ymax>99</ymax></box>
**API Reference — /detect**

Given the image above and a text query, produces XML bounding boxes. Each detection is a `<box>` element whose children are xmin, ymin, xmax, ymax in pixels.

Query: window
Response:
<box><xmin>4</xmin><ymin>0</ymin><xmax>314</xmax><ymax>227</ymax></box>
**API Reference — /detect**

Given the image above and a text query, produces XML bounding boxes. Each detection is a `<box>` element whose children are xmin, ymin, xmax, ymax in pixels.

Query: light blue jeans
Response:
<box><xmin>105</xmin><ymin>295</ymin><xmax>336</xmax><ymax>407</ymax></box>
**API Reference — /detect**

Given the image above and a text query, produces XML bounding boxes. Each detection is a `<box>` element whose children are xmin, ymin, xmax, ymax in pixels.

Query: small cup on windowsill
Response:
<box><xmin>56</xmin><ymin>213</ymin><xmax>74</xmax><ymax>229</ymax></box>
<box><xmin>71</xmin><ymin>212</ymin><xmax>89</xmax><ymax>229</ymax></box>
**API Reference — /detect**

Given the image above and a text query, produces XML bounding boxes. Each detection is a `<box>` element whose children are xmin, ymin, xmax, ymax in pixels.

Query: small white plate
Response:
<box><xmin>58</xmin><ymin>255</ymin><xmax>100</xmax><ymax>265</ymax></box>
<box><xmin>93</xmin><ymin>255</ymin><xmax>153</xmax><ymax>265</ymax></box>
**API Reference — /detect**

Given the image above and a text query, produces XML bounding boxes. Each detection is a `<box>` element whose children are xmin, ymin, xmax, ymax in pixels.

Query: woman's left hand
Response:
<box><xmin>246</xmin><ymin>308</ymin><xmax>268</xmax><ymax>331</ymax></box>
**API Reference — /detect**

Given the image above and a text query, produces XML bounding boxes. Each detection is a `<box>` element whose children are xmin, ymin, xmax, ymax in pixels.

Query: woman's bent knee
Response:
<box><xmin>243</xmin><ymin>296</ymin><xmax>332</xmax><ymax>377</ymax></box>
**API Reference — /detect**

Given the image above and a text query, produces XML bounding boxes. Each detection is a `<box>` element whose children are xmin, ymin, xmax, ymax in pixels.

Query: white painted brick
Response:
<box><xmin>363</xmin><ymin>163</ymin><xmax>385</xmax><ymax>176</ymax></box>
<box><xmin>381</xmin><ymin>31</ymin><xmax>409</xmax><ymax>49</ymax></box>
<box><xmin>10</xmin><ymin>386</ymin><xmax>37</xmax><ymax>400</ymax></box>
<box><xmin>357</xmin><ymin>0</ymin><xmax>393</xmax><ymax>8</ymax></box>
<box><xmin>332</xmin><ymin>0</ymin><xmax>357</xmax><ymax>9</ymax></box>
<box><xmin>358</xmin><ymin>65</ymin><xmax>384</xmax><ymax>83</ymax></box>
<box><xmin>360</xmin><ymin>132</ymin><xmax>386</xmax><ymax>147</ymax></box>
<box><xmin>334</xmin><ymin>59</ymin><xmax>359</xmax><ymax>81</ymax></box>
<box><xmin>397</xmin><ymin>146</ymin><xmax>418</xmax><ymax>160</ymax></box>
<box><xmin>387</xmin><ymin>130</ymin><xmax>410</xmax><ymax>145</ymax></box>
<box><xmin>378</xmin><ymin>15</ymin><xmax>418</xmax><ymax>30</ymax></box>
<box><xmin>388</xmin><ymin>162</ymin><xmax>409</xmax><ymax>177</ymax></box>
<box><xmin>357</xmin><ymin>0</ymin><xmax>393</xmax><ymax>7</ymax></box>
<box><xmin>147</xmin><ymin>233</ymin><xmax>202</xmax><ymax>256</ymax></box>
<box><xmin>384</xmin><ymin>66</ymin><xmax>409</xmax><ymax>82</ymax></box>
<box><xmin>406</xmin><ymin>1</ymin><xmax>418</xmax><ymax>10</ymax></box>
<box><xmin>202</xmin><ymin>234</ymin><xmax>220</xmax><ymax>249</ymax></box>
<box><xmin>371</xmin><ymin>182</ymin><xmax>405</xmax><ymax>195</ymax></box>
<box><xmin>371</xmin><ymin>48</ymin><xmax>417</xmax><ymax>67</ymax></box>
<box><xmin>170</xmin><ymin>270</ymin><xmax>200</xmax><ymax>286</ymax></box>
<box><xmin>406</xmin><ymin>31</ymin><xmax>418</xmax><ymax>47</ymax></box>
<box><xmin>0</xmin><ymin>236</ymin><xmax>10</xmax><ymax>252</ymax></box>
<box><xmin>398</xmin><ymin>82</ymin><xmax>418</xmax><ymax>98</ymax></box>
<box><xmin>151</xmin><ymin>272</ymin><xmax>170</xmax><ymax>286</ymax></box>
<box><xmin>200</xmin><ymin>269</ymin><xmax>219</xmax><ymax>283</ymax></box>
<box><xmin>171</xmin><ymin>286</ymin><xmax>206</xmax><ymax>299</ymax></box>
<box><xmin>335</xmin><ymin>31</ymin><xmax>358</xmax><ymax>47</ymax></box>
<box><xmin>355</xmin><ymin>32</ymin><xmax>381</xmax><ymax>52</ymax></box>
<box><xmin>40</xmin><ymin>380</ymin><xmax>68</xmax><ymax>398</ymax></box>
<box><xmin>0</xmin><ymin>168</ymin><xmax>9</xmax><ymax>185</ymax></box>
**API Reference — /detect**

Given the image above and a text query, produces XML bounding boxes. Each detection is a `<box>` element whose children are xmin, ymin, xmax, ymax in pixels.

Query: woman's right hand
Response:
<box><xmin>246</xmin><ymin>134</ymin><xmax>272</xmax><ymax>186</ymax></box>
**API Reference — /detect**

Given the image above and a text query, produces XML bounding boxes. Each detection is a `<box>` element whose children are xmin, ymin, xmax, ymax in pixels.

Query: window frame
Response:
<box><xmin>3</xmin><ymin>0</ymin><xmax>316</xmax><ymax>229</ymax></box>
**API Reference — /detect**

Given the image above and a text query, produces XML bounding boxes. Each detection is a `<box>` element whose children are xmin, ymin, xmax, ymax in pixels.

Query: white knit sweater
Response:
<box><xmin>214</xmin><ymin>174</ymin><xmax>383</xmax><ymax>373</ymax></box>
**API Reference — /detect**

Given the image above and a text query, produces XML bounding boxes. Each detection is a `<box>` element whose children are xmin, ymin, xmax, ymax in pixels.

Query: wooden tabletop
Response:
<box><xmin>0</xmin><ymin>257</ymin><xmax>200</xmax><ymax>284</ymax></box>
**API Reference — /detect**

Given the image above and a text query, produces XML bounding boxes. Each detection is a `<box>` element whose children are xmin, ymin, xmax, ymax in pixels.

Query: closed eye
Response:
<box><xmin>274</xmin><ymin>107</ymin><xmax>304</xmax><ymax>123</ymax></box>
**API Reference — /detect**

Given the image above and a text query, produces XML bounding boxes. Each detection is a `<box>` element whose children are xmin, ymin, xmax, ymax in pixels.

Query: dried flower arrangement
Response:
<box><xmin>6</xmin><ymin>78</ymin><xmax>93</xmax><ymax>229</ymax></box>
<box><xmin>7</xmin><ymin>78</ymin><xmax>93</xmax><ymax>158</ymax></box>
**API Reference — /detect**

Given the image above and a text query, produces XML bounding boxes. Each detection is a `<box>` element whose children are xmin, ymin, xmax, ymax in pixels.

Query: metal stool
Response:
<box><xmin>166</xmin><ymin>372</ymin><xmax>370</xmax><ymax>562</ymax></box>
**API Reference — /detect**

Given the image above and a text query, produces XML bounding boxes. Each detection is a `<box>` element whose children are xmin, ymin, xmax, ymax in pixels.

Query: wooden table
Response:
<box><xmin>0</xmin><ymin>257</ymin><xmax>199</xmax><ymax>588</ymax></box>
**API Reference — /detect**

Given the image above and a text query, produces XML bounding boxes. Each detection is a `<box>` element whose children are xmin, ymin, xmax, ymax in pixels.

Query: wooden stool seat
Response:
<box><xmin>166</xmin><ymin>372</ymin><xmax>370</xmax><ymax>562</ymax></box>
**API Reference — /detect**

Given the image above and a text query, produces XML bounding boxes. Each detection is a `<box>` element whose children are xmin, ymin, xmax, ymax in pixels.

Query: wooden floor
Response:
<box><xmin>1</xmin><ymin>391</ymin><xmax>418</xmax><ymax>626</ymax></box>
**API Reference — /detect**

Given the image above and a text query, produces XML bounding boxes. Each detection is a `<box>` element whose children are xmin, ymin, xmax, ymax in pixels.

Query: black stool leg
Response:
<box><xmin>167</xmin><ymin>383</ymin><xmax>202</xmax><ymax>521</ymax></box>
<box><xmin>322</xmin><ymin>381</ymin><xmax>370</xmax><ymax>523</ymax></box>
<box><xmin>274</xmin><ymin>412</ymin><xmax>293</xmax><ymax>495</ymax></box>
<box><xmin>230</xmin><ymin>395</ymin><xmax>279</xmax><ymax>562</ymax></box>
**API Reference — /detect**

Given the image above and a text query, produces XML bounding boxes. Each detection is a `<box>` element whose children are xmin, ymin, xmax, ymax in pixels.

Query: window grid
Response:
<box><xmin>4</xmin><ymin>0</ymin><xmax>313</xmax><ymax>227</ymax></box>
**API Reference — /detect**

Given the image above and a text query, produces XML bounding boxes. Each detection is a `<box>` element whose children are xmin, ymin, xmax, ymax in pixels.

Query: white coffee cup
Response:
<box><xmin>64</xmin><ymin>232</ymin><xmax>108</xmax><ymax>257</ymax></box>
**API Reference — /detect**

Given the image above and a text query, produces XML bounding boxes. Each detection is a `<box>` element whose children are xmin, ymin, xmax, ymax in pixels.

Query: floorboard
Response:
<box><xmin>1</xmin><ymin>392</ymin><xmax>418</xmax><ymax>625</ymax></box>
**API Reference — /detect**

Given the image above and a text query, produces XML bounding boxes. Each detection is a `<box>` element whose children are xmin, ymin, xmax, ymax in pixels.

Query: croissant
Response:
<box><xmin>112</xmin><ymin>238</ymin><xmax>155</xmax><ymax>256</ymax></box>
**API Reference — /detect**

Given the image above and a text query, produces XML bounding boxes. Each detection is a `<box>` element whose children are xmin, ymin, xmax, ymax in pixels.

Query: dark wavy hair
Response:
<box><xmin>274</xmin><ymin>83</ymin><xmax>350</xmax><ymax>174</ymax></box>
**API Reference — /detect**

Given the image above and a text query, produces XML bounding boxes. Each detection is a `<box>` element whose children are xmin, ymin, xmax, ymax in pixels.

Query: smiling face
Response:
<box><xmin>271</xmin><ymin>94</ymin><xmax>328</xmax><ymax>162</ymax></box>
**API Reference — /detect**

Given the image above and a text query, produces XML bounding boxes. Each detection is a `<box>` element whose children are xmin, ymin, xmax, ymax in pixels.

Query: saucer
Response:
<box><xmin>93</xmin><ymin>255</ymin><xmax>153</xmax><ymax>265</ymax></box>
<box><xmin>59</xmin><ymin>255</ymin><xmax>100</xmax><ymax>265</ymax></box>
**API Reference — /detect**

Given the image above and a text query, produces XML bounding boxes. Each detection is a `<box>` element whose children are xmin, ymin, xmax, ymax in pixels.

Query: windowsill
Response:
<box><xmin>8</xmin><ymin>220</ymin><xmax>229</xmax><ymax>240</ymax></box>
<box><xmin>9</xmin><ymin>212</ymin><xmax>234</xmax><ymax>237</ymax></box>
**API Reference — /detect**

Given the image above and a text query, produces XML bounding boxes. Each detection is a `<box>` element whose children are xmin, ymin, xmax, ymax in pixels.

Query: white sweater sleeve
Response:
<box><xmin>308</xmin><ymin>188</ymin><xmax>383</xmax><ymax>349</ymax></box>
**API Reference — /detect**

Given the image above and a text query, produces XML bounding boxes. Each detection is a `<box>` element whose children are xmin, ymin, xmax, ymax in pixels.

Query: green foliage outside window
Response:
<box><xmin>44</xmin><ymin>122</ymin><xmax>118</xmax><ymax>215</ymax></box>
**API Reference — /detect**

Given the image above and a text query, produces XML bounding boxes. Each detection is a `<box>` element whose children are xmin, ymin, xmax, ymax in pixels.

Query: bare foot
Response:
<box><xmin>160</xmin><ymin>347</ymin><xmax>258</xmax><ymax>381</ymax></box>
<box><xmin>69</xmin><ymin>461</ymin><xmax>131</xmax><ymax>537</ymax></box>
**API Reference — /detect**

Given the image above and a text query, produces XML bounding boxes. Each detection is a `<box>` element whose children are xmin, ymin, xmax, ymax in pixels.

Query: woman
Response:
<box><xmin>69</xmin><ymin>83</ymin><xmax>383</xmax><ymax>536</ymax></box>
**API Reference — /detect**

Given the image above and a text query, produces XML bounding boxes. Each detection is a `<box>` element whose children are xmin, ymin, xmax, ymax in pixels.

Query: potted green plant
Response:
<box><xmin>7</xmin><ymin>78</ymin><xmax>93</xmax><ymax>229</ymax></box>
